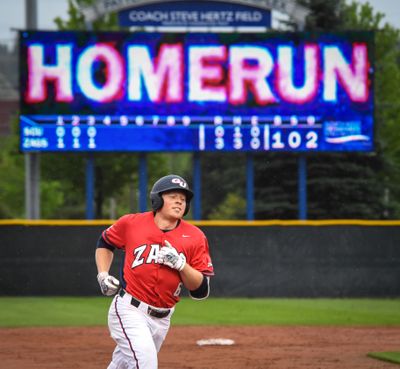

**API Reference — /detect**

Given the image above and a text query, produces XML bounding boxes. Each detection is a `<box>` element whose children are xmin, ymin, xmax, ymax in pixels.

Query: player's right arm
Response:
<box><xmin>95</xmin><ymin>215</ymin><xmax>130</xmax><ymax>296</ymax></box>
<box><xmin>95</xmin><ymin>238</ymin><xmax>120</xmax><ymax>296</ymax></box>
<box><xmin>95</xmin><ymin>246</ymin><xmax>114</xmax><ymax>274</ymax></box>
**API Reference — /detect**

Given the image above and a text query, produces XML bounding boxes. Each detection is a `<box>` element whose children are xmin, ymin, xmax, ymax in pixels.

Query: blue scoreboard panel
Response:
<box><xmin>19</xmin><ymin>31</ymin><xmax>374</xmax><ymax>152</ymax></box>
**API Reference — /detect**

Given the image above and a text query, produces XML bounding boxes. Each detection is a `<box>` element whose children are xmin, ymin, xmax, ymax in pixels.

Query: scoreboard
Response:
<box><xmin>19</xmin><ymin>31</ymin><xmax>374</xmax><ymax>152</ymax></box>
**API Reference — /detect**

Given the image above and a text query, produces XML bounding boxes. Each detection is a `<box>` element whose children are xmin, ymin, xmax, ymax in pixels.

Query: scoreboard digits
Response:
<box><xmin>21</xmin><ymin>114</ymin><xmax>361</xmax><ymax>152</ymax></box>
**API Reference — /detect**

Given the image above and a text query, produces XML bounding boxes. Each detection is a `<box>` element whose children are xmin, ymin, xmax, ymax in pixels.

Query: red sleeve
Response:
<box><xmin>189</xmin><ymin>236</ymin><xmax>214</xmax><ymax>276</ymax></box>
<box><xmin>102</xmin><ymin>214</ymin><xmax>132</xmax><ymax>250</ymax></box>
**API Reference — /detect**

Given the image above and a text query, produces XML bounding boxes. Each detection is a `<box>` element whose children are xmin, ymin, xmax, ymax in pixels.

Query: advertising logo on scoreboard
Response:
<box><xmin>19</xmin><ymin>30</ymin><xmax>374</xmax><ymax>152</ymax></box>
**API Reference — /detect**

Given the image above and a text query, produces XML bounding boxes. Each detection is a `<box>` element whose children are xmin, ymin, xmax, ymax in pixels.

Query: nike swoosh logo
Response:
<box><xmin>182</xmin><ymin>235</ymin><xmax>191</xmax><ymax>238</ymax></box>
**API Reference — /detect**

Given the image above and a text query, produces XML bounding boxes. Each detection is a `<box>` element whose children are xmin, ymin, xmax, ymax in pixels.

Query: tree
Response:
<box><xmin>0</xmin><ymin>119</ymin><xmax>65</xmax><ymax>219</ymax></box>
<box><xmin>200</xmin><ymin>153</ymin><xmax>247</xmax><ymax>220</ymax></box>
<box><xmin>341</xmin><ymin>2</ymin><xmax>400</xmax><ymax>217</ymax></box>
<box><xmin>0</xmin><ymin>121</ymin><xmax>25</xmax><ymax>218</ymax></box>
<box><xmin>6</xmin><ymin>0</ymin><xmax>397</xmax><ymax>220</ymax></box>
<box><xmin>254</xmin><ymin>0</ymin><xmax>400</xmax><ymax>220</ymax></box>
<box><xmin>254</xmin><ymin>153</ymin><xmax>299</xmax><ymax>219</ymax></box>
<box><xmin>42</xmin><ymin>0</ymin><xmax>172</xmax><ymax>218</ymax></box>
<box><xmin>304</xmin><ymin>0</ymin><xmax>399</xmax><ymax>219</ymax></box>
<box><xmin>50</xmin><ymin>0</ymin><xmax>199</xmax><ymax>219</ymax></box>
<box><xmin>186</xmin><ymin>0</ymin><xmax>400</xmax><ymax>220</ymax></box>
<box><xmin>299</xmin><ymin>0</ymin><xmax>346</xmax><ymax>30</ymax></box>
<box><xmin>54</xmin><ymin>0</ymin><xmax>119</xmax><ymax>31</ymax></box>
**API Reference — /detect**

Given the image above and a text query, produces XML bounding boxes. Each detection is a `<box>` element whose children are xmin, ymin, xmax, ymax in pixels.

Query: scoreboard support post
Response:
<box><xmin>246</xmin><ymin>153</ymin><xmax>254</xmax><ymax>220</ymax></box>
<box><xmin>25</xmin><ymin>152</ymin><xmax>40</xmax><ymax>219</ymax></box>
<box><xmin>85</xmin><ymin>154</ymin><xmax>95</xmax><ymax>219</ymax></box>
<box><xmin>298</xmin><ymin>155</ymin><xmax>307</xmax><ymax>220</ymax></box>
<box><xmin>193</xmin><ymin>152</ymin><xmax>201</xmax><ymax>220</ymax></box>
<box><xmin>24</xmin><ymin>0</ymin><xmax>40</xmax><ymax>220</ymax></box>
<box><xmin>139</xmin><ymin>153</ymin><xmax>148</xmax><ymax>212</ymax></box>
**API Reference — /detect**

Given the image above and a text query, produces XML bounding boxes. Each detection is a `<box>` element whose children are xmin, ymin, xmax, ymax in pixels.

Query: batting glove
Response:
<box><xmin>97</xmin><ymin>271</ymin><xmax>120</xmax><ymax>296</ymax></box>
<box><xmin>157</xmin><ymin>240</ymin><xmax>186</xmax><ymax>271</ymax></box>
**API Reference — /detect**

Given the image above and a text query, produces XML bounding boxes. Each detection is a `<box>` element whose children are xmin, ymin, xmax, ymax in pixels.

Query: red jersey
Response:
<box><xmin>102</xmin><ymin>211</ymin><xmax>214</xmax><ymax>308</ymax></box>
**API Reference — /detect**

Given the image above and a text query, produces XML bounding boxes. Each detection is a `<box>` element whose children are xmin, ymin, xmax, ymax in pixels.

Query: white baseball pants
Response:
<box><xmin>106</xmin><ymin>292</ymin><xmax>174</xmax><ymax>369</ymax></box>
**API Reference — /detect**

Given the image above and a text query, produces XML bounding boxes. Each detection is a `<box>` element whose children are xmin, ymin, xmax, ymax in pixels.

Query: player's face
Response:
<box><xmin>160</xmin><ymin>190</ymin><xmax>187</xmax><ymax>219</ymax></box>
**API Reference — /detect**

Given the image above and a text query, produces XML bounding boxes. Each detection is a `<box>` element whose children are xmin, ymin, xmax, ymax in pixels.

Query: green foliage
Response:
<box><xmin>341</xmin><ymin>2</ymin><xmax>400</xmax><ymax>218</ymax></box>
<box><xmin>341</xmin><ymin>3</ymin><xmax>400</xmax><ymax>217</ymax></box>
<box><xmin>200</xmin><ymin>153</ymin><xmax>247</xmax><ymax>219</ymax></box>
<box><xmin>54</xmin><ymin>0</ymin><xmax>119</xmax><ymax>31</ymax></box>
<box><xmin>40</xmin><ymin>180</ymin><xmax>65</xmax><ymax>218</ymax></box>
<box><xmin>307</xmin><ymin>153</ymin><xmax>392</xmax><ymax>219</ymax></box>
<box><xmin>301</xmin><ymin>0</ymin><xmax>347</xmax><ymax>30</ymax></box>
<box><xmin>54</xmin><ymin>0</ymin><xmax>86</xmax><ymax>30</ymax></box>
<box><xmin>260</xmin><ymin>0</ymin><xmax>400</xmax><ymax>220</ymax></box>
<box><xmin>0</xmin><ymin>118</ymin><xmax>70</xmax><ymax>218</ymax></box>
<box><xmin>343</xmin><ymin>1</ymin><xmax>386</xmax><ymax>29</ymax></box>
<box><xmin>0</xmin><ymin>297</ymin><xmax>399</xmax><ymax>327</ymax></box>
<box><xmin>0</xmin><ymin>119</ymin><xmax>71</xmax><ymax>219</ymax></box>
<box><xmin>208</xmin><ymin>192</ymin><xmax>246</xmax><ymax>220</ymax></box>
<box><xmin>42</xmin><ymin>0</ymin><xmax>174</xmax><ymax>219</ymax></box>
<box><xmin>254</xmin><ymin>154</ymin><xmax>299</xmax><ymax>219</ymax></box>
<box><xmin>3</xmin><ymin>0</ymin><xmax>399</xmax><ymax>220</ymax></box>
<box><xmin>0</xmin><ymin>0</ymin><xmax>175</xmax><ymax>220</ymax></box>
<box><xmin>0</xmin><ymin>137</ymin><xmax>24</xmax><ymax>218</ymax></box>
<box><xmin>203</xmin><ymin>1</ymin><xmax>400</xmax><ymax>220</ymax></box>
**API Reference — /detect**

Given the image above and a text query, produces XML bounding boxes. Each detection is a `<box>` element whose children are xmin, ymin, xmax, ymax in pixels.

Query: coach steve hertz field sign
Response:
<box><xmin>125</xmin><ymin>8</ymin><xmax>263</xmax><ymax>24</ymax></box>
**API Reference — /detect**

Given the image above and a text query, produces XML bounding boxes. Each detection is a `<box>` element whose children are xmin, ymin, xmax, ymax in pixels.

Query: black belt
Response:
<box><xmin>119</xmin><ymin>289</ymin><xmax>170</xmax><ymax>319</ymax></box>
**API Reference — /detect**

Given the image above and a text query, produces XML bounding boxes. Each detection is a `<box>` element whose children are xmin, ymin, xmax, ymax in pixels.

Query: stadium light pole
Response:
<box><xmin>297</xmin><ymin>19</ymin><xmax>308</xmax><ymax>221</ymax></box>
<box><xmin>84</xmin><ymin>19</ymin><xmax>96</xmax><ymax>219</ymax></box>
<box><xmin>139</xmin><ymin>153</ymin><xmax>148</xmax><ymax>212</ymax></box>
<box><xmin>193</xmin><ymin>152</ymin><xmax>201</xmax><ymax>220</ymax></box>
<box><xmin>24</xmin><ymin>0</ymin><xmax>40</xmax><ymax>219</ymax></box>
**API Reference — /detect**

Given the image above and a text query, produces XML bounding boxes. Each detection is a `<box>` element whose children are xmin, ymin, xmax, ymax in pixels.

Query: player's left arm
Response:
<box><xmin>157</xmin><ymin>240</ymin><xmax>204</xmax><ymax>290</ymax></box>
<box><xmin>184</xmin><ymin>235</ymin><xmax>214</xmax><ymax>299</ymax></box>
<box><xmin>157</xmin><ymin>239</ymin><xmax>213</xmax><ymax>298</ymax></box>
<box><xmin>179</xmin><ymin>263</ymin><xmax>206</xmax><ymax>292</ymax></box>
<box><xmin>163</xmin><ymin>256</ymin><xmax>209</xmax><ymax>299</ymax></box>
<box><xmin>188</xmin><ymin>274</ymin><xmax>210</xmax><ymax>300</ymax></box>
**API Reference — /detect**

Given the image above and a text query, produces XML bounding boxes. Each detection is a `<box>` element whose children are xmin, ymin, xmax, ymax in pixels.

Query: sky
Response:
<box><xmin>0</xmin><ymin>0</ymin><xmax>399</xmax><ymax>49</ymax></box>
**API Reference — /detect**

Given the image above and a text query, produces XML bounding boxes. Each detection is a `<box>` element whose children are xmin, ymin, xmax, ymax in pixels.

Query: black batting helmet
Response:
<box><xmin>150</xmin><ymin>174</ymin><xmax>194</xmax><ymax>216</ymax></box>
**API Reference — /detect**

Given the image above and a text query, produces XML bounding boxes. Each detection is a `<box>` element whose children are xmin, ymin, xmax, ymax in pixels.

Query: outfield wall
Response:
<box><xmin>0</xmin><ymin>220</ymin><xmax>399</xmax><ymax>297</ymax></box>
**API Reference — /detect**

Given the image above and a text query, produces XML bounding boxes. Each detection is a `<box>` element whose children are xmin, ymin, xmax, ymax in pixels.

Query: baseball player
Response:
<box><xmin>95</xmin><ymin>174</ymin><xmax>214</xmax><ymax>369</ymax></box>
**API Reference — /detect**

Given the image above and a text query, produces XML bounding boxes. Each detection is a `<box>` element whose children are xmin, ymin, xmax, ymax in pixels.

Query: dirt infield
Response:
<box><xmin>1</xmin><ymin>326</ymin><xmax>399</xmax><ymax>369</ymax></box>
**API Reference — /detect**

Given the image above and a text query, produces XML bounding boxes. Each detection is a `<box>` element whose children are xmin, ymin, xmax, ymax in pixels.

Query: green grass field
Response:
<box><xmin>0</xmin><ymin>297</ymin><xmax>399</xmax><ymax>327</ymax></box>
<box><xmin>368</xmin><ymin>352</ymin><xmax>400</xmax><ymax>365</ymax></box>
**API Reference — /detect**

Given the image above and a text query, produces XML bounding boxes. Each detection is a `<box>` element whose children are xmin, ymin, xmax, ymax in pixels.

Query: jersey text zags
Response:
<box><xmin>131</xmin><ymin>244</ymin><xmax>161</xmax><ymax>269</ymax></box>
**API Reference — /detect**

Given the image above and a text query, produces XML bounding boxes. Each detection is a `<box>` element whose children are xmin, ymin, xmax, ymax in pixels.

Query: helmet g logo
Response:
<box><xmin>171</xmin><ymin>178</ymin><xmax>187</xmax><ymax>188</ymax></box>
